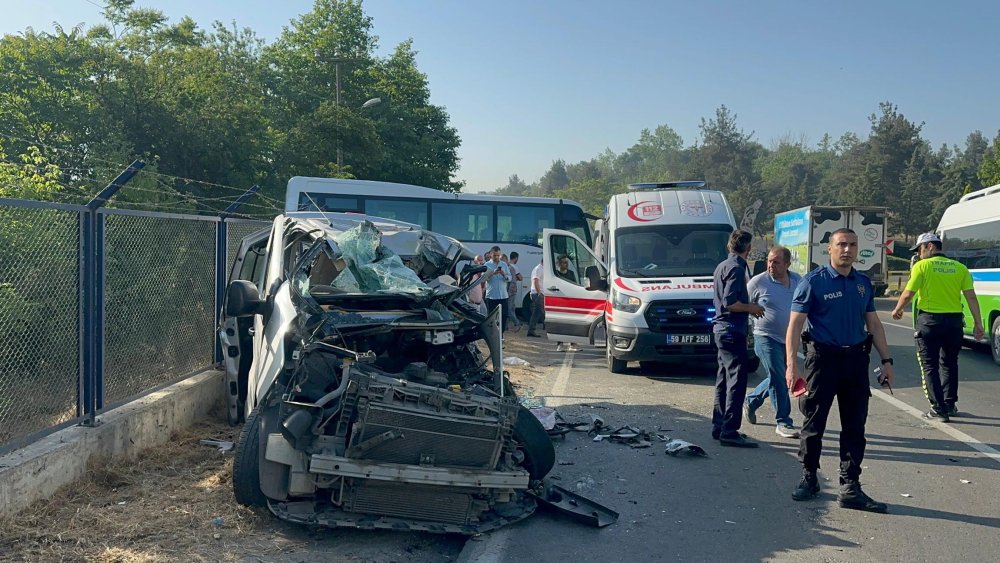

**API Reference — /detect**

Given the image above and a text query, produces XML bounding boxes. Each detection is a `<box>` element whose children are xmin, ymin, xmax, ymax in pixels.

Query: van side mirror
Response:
<box><xmin>585</xmin><ymin>265</ymin><xmax>608</xmax><ymax>292</ymax></box>
<box><xmin>225</xmin><ymin>280</ymin><xmax>265</xmax><ymax>317</ymax></box>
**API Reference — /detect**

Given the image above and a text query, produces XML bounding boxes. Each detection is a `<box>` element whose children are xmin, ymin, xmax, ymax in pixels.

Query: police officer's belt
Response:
<box><xmin>801</xmin><ymin>332</ymin><xmax>872</xmax><ymax>355</ymax></box>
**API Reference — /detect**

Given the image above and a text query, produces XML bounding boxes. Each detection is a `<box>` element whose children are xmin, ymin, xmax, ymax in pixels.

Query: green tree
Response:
<box><xmin>977</xmin><ymin>130</ymin><xmax>1000</xmax><ymax>187</ymax></box>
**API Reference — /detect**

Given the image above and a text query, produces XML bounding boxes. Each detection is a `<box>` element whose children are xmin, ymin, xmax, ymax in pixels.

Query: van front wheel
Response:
<box><xmin>607</xmin><ymin>342</ymin><xmax>627</xmax><ymax>374</ymax></box>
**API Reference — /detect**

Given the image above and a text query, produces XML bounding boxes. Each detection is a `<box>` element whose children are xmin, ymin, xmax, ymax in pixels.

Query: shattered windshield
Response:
<box><xmin>290</xmin><ymin>219</ymin><xmax>473</xmax><ymax>305</ymax></box>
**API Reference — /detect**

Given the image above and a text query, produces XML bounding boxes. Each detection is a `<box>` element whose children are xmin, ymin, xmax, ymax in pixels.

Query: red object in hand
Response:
<box><xmin>791</xmin><ymin>378</ymin><xmax>807</xmax><ymax>397</ymax></box>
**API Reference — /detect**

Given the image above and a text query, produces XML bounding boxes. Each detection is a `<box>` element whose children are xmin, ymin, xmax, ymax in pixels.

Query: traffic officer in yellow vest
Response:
<box><xmin>891</xmin><ymin>233</ymin><xmax>984</xmax><ymax>421</ymax></box>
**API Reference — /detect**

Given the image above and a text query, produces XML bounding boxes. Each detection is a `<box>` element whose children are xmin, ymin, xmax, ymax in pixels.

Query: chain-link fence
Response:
<box><xmin>103</xmin><ymin>211</ymin><xmax>219</xmax><ymax>406</ymax></box>
<box><xmin>0</xmin><ymin>201</ymin><xmax>81</xmax><ymax>450</ymax></box>
<box><xmin>0</xmin><ymin>198</ymin><xmax>271</xmax><ymax>453</ymax></box>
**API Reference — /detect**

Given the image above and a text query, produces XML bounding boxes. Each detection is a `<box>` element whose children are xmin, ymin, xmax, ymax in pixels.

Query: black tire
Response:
<box><xmin>513</xmin><ymin>405</ymin><xmax>555</xmax><ymax>480</ymax></box>
<box><xmin>992</xmin><ymin>316</ymin><xmax>1000</xmax><ymax>367</ymax></box>
<box><xmin>233</xmin><ymin>407</ymin><xmax>268</xmax><ymax>507</ymax></box>
<box><xmin>607</xmin><ymin>342</ymin><xmax>627</xmax><ymax>374</ymax></box>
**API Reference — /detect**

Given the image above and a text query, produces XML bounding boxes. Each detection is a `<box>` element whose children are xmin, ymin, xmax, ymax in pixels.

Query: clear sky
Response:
<box><xmin>4</xmin><ymin>1</ymin><xmax>999</xmax><ymax>192</ymax></box>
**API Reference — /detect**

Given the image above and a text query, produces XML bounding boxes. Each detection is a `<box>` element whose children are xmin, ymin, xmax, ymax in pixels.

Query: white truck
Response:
<box><xmin>541</xmin><ymin>181</ymin><xmax>756</xmax><ymax>373</ymax></box>
<box><xmin>773</xmin><ymin>206</ymin><xmax>890</xmax><ymax>296</ymax></box>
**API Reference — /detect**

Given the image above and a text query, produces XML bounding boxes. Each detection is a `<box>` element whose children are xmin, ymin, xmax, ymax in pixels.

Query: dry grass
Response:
<box><xmin>0</xmin><ymin>419</ymin><xmax>268</xmax><ymax>562</ymax></box>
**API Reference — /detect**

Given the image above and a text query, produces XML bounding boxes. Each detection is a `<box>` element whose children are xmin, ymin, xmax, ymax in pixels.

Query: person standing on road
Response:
<box><xmin>505</xmin><ymin>252</ymin><xmax>524</xmax><ymax>331</ymax></box>
<box><xmin>744</xmin><ymin>246</ymin><xmax>802</xmax><ymax>439</ymax></box>
<box><xmin>526</xmin><ymin>257</ymin><xmax>545</xmax><ymax>337</ymax></box>
<box><xmin>890</xmin><ymin>233</ymin><xmax>984</xmax><ymax>421</ymax></box>
<box><xmin>484</xmin><ymin>246</ymin><xmax>511</xmax><ymax>332</ymax></box>
<box><xmin>711</xmin><ymin>229</ymin><xmax>765</xmax><ymax>448</ymax></box>
<box><xmin>785</xmin><ymin>228</ymin><xmax>895</xmax><ymax>513</ymax></box>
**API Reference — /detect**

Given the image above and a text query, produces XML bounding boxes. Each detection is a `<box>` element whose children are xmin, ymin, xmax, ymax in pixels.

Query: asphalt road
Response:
<box><xmin>459</xmin><ymin>299</ymin><xmax>1000</xmax><ymax>563</ymax></box>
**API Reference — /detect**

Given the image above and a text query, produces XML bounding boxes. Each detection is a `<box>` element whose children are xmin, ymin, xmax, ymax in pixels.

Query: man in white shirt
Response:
<box><xmin>526</xmin><ymin>257</ymin><xmax>545</xmax><ymax>337</ymax></box>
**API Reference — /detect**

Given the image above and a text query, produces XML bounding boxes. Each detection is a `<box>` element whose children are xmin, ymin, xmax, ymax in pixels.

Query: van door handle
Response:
<box><xmin>547</xmin><ymin>286</ymin><xmax>560</xmax><ymax>292</ymax></box>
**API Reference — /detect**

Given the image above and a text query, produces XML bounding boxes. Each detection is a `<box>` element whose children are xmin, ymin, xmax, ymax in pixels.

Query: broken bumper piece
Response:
<box><xmin>528</xmin><ymin>482</ymin><xmax>620</xmax><ymax>528</ymax></box>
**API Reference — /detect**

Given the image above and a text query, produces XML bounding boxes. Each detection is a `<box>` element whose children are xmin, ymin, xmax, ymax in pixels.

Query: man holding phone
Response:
<box><xmin>484</xmin><ymin>246</ymin><xmax>511</xmax><ymax>332</ymax></box>
<box><xmin>785</xmin><ymin>228</ymin><xmax>895</xmax><ymax>513</ymax></box>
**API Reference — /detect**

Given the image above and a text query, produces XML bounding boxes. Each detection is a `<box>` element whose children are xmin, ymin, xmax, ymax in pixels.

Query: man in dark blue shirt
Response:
<box><xmin>785</xmin><ymin>228</ymin><xmax>896</xmax><ymax>513</ymax></box>
<box><xmin>711</xmin><ymin>229</ymin><xmax>765</xmax><ymax>447</ymax></box>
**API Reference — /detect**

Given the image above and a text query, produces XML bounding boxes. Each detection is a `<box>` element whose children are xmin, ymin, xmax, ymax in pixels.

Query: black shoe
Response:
<box><xmin>838</xmin><ymin>481</ymin><xmax>888</xmax><ymax>513</ymax></box>
<box><xmin>526</xmin><ymin>332</ymin><xmax>540</xmax><ymax>337</ymax></box>
<box><xmin>719</xmin><ymin>434</ymin><xmax>759</xmax><ymax>448</ymax></box>
<box><xmin>922</xmin><ymin>409</ymin><xmax>950</xmax><ymax>422</ymax></box>
<box><xmin>712</xmin><ymin>430</ymin><xmax>747</xmax><ymax>440</ymax></box>
<box><xmin>948</xmin><ymin>405</ymin><xmax>959</xmax><ymax>417</ymax></box>
<box><xmin>792</xmin><ymin>471</ymin><xmax>820</xmax><ymax>501</ymax></box>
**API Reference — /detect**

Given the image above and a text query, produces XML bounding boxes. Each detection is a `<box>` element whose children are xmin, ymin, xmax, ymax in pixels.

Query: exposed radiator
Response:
<box><xmin>348</xmin><ymin>375</ymin><xmax>517</xmax><ymax>469</ymax></box>
<box><xmin>343</xmin><ymin>480</ymin><xmax>476</xmax><ymax>525</ymax></box>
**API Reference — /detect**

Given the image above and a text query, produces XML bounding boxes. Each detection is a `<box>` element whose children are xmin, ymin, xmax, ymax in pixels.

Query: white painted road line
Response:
<box><xmin>870</xmin><ymin>386</ymin><xmax>1000</xmax><ymax>466</ymax></box>
<box><xmin>882</xmin><ymin>320</ymin><xmax>915</xmax><ymax>331</ymax></box>
<box><xmin>547</xmin><ymin>350</ymin><xmax>575</xmax><ymax>408</ymax></box>
<box><xmin>794</xmin><ymin>351</ymin><xmax>1000</xmax><ymax>467</ymax></box>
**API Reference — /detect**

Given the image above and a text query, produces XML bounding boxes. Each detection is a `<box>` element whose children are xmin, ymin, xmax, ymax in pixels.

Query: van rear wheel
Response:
<box><xmin>607</xmin><ymin>342</ymin><xmax>627</xmax><ymax>374</ymax></box>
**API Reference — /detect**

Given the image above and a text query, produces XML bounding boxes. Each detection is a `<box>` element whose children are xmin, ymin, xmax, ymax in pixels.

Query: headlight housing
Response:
<box><xmin>611</xmin><ymin>289</ymin><xmax>641</xmax><ymax>313</ymax></box>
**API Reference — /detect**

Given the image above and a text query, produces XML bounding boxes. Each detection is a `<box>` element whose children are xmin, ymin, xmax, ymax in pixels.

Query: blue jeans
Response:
<box><xmin>746</xmin><ymin>335</ymin><xmax>793</xmax><ymax>426</ymax></box>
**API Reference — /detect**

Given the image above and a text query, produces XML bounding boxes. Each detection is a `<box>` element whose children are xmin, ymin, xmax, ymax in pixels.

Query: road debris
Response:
<box><xmin>503</xmin><ymin>356</ymin><xmax>530</xmax><ymax>366</ymax></box>
<box><xmin>900</xmin><ymin>493</ymin><xmax>912</xmax><ymax>498</ymax></box>
<box><xmin>664</xmin><ymin>439</ymin><xmax>708</xmax><ymax>457</ymax></box>
<box><xmin>530</xmin><ymin>407</ymin><xmax>557</xmax><ymax>430</ymax></box>
<box><xmin>590</xmin><ymin>424</ymin><xmax>667</xmax><ymax>447</ymax></box>
<box><xmin>199</xmin><ymin>439</ymin><xmax>234</xmax><ymax>453</ymax></box>
<box><xmin>960</xmin><ymin>479</ymin><xmax>972</xmax><ymax>484</ymax></box>
<box><xmin>529</xmin><ymin>483</ymin><xmax>619</xmax><ymax>528</ymax></box>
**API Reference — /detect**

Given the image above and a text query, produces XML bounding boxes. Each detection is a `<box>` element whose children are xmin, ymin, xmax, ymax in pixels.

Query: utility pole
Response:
<box><xmin>336</xmin><ymin>60</ymin><xmax>342</xmax><ymax>170</ymax></box>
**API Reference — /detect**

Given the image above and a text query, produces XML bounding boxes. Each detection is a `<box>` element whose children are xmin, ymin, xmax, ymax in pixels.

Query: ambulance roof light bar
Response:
<box><xmin>628</xmin><ymin>180</ymin><xmax>707</xmax><ymax>191</ymax></box>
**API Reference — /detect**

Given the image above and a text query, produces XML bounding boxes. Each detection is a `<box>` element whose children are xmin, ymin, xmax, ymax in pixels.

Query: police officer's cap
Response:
<box><xmin>909</xmin><ymin>232</ymin><xmax>941</xmax><ymax>251</ymax></box>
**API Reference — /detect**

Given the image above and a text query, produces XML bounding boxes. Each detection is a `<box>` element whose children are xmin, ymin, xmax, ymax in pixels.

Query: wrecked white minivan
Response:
<box><xmin>219</xmin><ymin>213</ymin><xmax>554</xmax><ymax>533</ymax></box>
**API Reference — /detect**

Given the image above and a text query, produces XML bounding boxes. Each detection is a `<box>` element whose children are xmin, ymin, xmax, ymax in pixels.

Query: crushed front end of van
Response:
<box><xmin>223</xmin><ymin>216</ymin><xmax>554</xmax><ymax>534</ymax></box>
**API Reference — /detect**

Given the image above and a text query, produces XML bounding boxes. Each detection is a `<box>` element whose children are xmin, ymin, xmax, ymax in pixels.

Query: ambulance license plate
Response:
<box><xmin>665</xmin><ymin>334</ymin><xmax>711</xmax><ymax>344</ymax></box>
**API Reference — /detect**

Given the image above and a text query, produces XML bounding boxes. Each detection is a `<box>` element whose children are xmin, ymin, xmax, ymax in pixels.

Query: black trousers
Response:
<box><xmin>915</xmin><ymin>311</ymin><xmax>963</xmax><ymax>412</ymax></box>
<box><xmin>798</xmin><ymin>343</ymin><xmax>870</xmax><ymax>481</ymax></box>
<box><xmin>713</xmin><ymin>331</ymin><xmax>749</xmax><ymax>437</ymax></box>
<box><xmin>485</xmin><ymin>298</ymin><xmax>508</xmax><ymax>332</ymax></box>
<box><xmin>527</xmin><ymin>293</ymin><xmax>545</xmax><ymax>333</ymax></box>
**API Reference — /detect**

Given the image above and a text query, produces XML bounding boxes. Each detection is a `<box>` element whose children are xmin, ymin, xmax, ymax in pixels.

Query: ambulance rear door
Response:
<box><xmin>541</xmin><ymin>228</ymin><xmax>608</xmax><ymax>345</ymax></box>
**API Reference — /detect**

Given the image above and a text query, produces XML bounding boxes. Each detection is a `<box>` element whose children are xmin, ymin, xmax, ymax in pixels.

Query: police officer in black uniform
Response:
<box><xmin>712</xmin><ymin>229</ymin><xmax>765</xmax><ymax>447</ymax></box>
<box><xmin>784</xmin><ymin>228</ymin><xmax>895</xmax><ymax>513</ymax></box>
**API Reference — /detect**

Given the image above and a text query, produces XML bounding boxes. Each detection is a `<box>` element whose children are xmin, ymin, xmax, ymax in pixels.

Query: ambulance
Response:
<box><xmin>542</xmin><ymin>181</ymin><xmax>749</xmax><ymax>373</ymax></box>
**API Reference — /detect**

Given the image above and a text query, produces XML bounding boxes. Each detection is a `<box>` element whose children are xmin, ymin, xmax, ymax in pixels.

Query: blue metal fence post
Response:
<box><xmin>214</xmin><ymin>218</ymin><xmax>227</xmax><ymax>364</ymax></box>
<box><xmin>79</xmin><ymin>160</ymin><xmax>145</xmax><ymax>426</ymax></box>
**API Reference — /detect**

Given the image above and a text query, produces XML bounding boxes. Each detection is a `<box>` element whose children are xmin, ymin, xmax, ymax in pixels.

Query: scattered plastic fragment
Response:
<box><xmin>900</xmin><ymin>493</ymin><xmax>912</xmax><ymax>498</ymax></box>
<box><xmin>200</xmin><ymin>439</ymin><xmax>234</xmax><ymax>453</ymax></box>
<box><xmin>503</xmin><ymin>356</ymin><xmax>530</xmax><ymax>366</ymax></box>
<box><xmin>530</xmin><ymin>407</ymin><xmax>557</xmax><ymax>430</ymax></box>
<box><xmin>211</xmin><ymin>517</ymin><xmax>224</xmax><ymax>527</ymax></box>
<box><xmin>664</xmin><ymin>439</ymin><xmax>708</xmax><ymax>457</ymax></box>
<box><xmin>725</xmin><ymin>520</ymin><xmax>736</xmax><ymax>524</ymax></box>
<box><xmin>960</xmin><ymin>479</ymin><xmax>972</xmax><ymax>484</ymax></box>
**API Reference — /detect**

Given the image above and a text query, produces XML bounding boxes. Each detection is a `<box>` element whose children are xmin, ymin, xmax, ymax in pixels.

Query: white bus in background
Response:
<box><xmin>935</xmin><ymin>184</ymin><xmax>1000</xmax><ymax>365</ymax></box>
<box><xmin>284</xmin><ymin>177</ymin><xmax>594</xmax><ymax>318</ymax></box>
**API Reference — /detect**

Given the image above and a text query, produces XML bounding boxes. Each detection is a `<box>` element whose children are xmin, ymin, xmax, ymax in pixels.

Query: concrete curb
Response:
<box><xmin>0</xmin><ymin>369</ymin><xmax>224</xmax><ymax>516</ymax></box>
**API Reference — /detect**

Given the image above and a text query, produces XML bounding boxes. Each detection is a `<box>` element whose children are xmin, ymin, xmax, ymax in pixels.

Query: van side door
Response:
<box><xmin>219</xmin><ymin>226</ymin><xmax>270</xmax><ymax>424</ymax></box>
<box><xmin>541</xmin><ymin>228</ymin><xmax>608</xmax><ymax>346</ymax></box>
